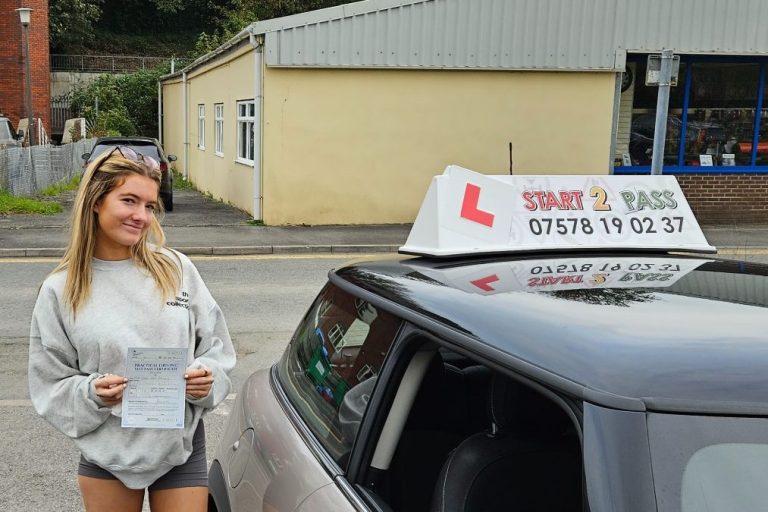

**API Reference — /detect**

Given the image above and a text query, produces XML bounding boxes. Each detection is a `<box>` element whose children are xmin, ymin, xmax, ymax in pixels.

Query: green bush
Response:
<box><xmin>70</xmin><ymin>64</ymin><xmax>173</xmax><ymax>138</ymax></box>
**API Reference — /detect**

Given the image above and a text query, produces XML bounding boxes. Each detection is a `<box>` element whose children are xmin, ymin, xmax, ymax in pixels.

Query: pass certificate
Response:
<box><xmin>122</xmin><ymin>347</ymin><xmax>188</xmax><ymax>429</ymax></box>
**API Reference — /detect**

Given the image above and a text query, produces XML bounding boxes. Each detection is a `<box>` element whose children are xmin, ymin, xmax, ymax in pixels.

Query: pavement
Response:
<box><xmin>2</xmin><ymin>188</ymin><xmax>768</xmax><ymax>258</ymax></box>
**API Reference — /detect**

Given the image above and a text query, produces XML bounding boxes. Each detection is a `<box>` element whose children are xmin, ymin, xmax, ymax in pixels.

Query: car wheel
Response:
<box><xmin>162</xmin><ymin>192</ymin><xmax>174</xmax><ymax>212</ymax></box>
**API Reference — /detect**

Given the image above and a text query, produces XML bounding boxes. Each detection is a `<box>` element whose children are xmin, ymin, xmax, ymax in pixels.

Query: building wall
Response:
<box><xmin>677</xmin><ymin>174</ymin><xmax>768</xmax><ymax>224</ymax></box>
<box><xmin>261</xmin><ymin>67</ymin><xmax>615</xmax><ymax>225</ymax></box>
<box><xmin>162</xmin><ymin>47</ymin><xmax>256</xmax><ymax>212</ymax></box>
<box><xmin>50</xmin><ymin>71</ymin><xmax>101</xmax><ymax>98</ymax></box>
<box><xmin>184</xmin><ymin>47</ymin><xmax>255</xmax><ymax>211</ymax></box>
<box><xmin>0</xmin><ymin>0</ymin><xmax>50</xmax><ymax>134</ymax></box>
<box><xmin>161</xmin><ymin>79</ymin><xmax>184</xmax><ymax>171</ymax></box>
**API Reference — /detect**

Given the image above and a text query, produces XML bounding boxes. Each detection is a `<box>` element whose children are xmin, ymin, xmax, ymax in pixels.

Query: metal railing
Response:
<box><xmin>50</xmin><ymin>54</ymin><xmax>190</xmax><ymax>73</ymax></box>
<box><xmin>0</xmin><ymin>139</ymin><xmax>94</xmax><ymax>196</ymax></box>
<box><xmin>51</xmin><ymin>93</ymin><xmax>72</xmax><ymax>134</ymax></box>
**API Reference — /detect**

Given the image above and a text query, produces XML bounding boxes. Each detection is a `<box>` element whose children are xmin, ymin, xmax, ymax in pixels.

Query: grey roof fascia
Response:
<box><xmin>247</xmin><ymin>0</ymin><xmax>430</xmax><ymax>35</ymax></box>
<box><xmin>159</xmin><ymin>0</ymin><xmax>432</xmax><ymax>81</ymax></box>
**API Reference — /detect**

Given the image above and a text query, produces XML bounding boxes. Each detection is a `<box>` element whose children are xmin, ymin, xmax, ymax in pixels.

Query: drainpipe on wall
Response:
<box><xmin>182</xmin><ymin>71</ymin><xmax>189</xmax><ymax>180</ymax></box>
<box><xmin>249</xmin><ymin>31</ymin><xmax>263</xmax><ymax>221</ymax></box>
<box><xmin>157</xmin><ymin>81</ymin><xmax>163</xmax><ymax>145</ymax></box>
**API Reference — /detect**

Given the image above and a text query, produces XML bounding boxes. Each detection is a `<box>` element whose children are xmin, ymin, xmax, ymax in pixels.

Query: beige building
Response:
<box><xmin>161</xmin><ymin>0</ymin><xmax>768</xmax><ymax>225</ymax></box>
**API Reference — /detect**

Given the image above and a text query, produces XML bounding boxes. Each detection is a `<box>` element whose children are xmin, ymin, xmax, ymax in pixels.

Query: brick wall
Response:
<box><xmin>0</xmin><ymin>0</ymin><xmax>50</xmax><ymax>134</ymax></box>
<box><xmin>676</xmin><ymin>174</ymin><xmax>768</xmax><ymax>224</ymax></box>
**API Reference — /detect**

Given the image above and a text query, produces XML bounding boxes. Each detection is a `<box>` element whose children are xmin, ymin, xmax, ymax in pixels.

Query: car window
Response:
<box><xmin>647</xmin><ymin>413</ymin><xmax>768</xmax><ymax>512</ymax></box>
<box><xmin>92</xmin><ymin>143</ymin><xmax>162</xmax><ymax>160</ymax></box>
<box><xmin>361</xmin><ymin>342</ymin><xmax>584</xmax><ymax>512</ymax></box>
<box><xmin>277</xmin><ymin>284</ymin><xmax>402</xmax><ymax>466</ymax></box>
<box><xmin>128</xmin><ymin>144</ymin><xmax>162</xmax><ymax>160</ymax></box>
<box><xmin>0</xmin><ymin>120</ymin><xmax>13</xmax><ymax>140</ymax></box>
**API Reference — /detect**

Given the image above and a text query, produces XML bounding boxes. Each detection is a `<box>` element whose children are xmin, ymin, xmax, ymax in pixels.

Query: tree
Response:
<box><xmin>49</xmin><ymin>0</ymin><xmax>103</xmax><ymax>53</ymax></box>
<box><xmin>190</xmin><ymin>0</ymin><xmax>348</xmax><ymax>58</ymax></box>
<box><xmin>69</xmin><ymin>65</ymin><xmax>172</xmax><ymax>137</ymax></box>
<box><xmin>119</xmin><ymin>66</ymin><xmax>171</xmax><ymax>136</ymax></box>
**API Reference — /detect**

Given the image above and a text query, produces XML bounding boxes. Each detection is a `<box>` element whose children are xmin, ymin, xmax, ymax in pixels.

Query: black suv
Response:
<box><xmin>82</xmin><ymin>137</ymin><xmax>178</xmax><ymax>211</ymax></box>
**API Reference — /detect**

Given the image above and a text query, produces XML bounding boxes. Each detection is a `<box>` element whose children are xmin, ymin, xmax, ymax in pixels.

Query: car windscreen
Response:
<box><xmin>92</xmin><ymin>143</ymin><xmax>162</xmax><ymax>160</ymax></box>
<box><xmin>647</xmin><ymin>413</ymin><xmax>768</xmax><ymax>511</ymax></box>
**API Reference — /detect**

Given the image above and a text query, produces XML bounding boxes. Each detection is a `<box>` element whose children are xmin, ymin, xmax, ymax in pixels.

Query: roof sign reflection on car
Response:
<box><xmin>400</xmin><ymin>166</ymin><xmax>716</xmax><ymax>257</ymax></box>
<box><xmin>407</xmin><ymin>257</ymin><xmax>711</xmax><ymax>294</ymax></box>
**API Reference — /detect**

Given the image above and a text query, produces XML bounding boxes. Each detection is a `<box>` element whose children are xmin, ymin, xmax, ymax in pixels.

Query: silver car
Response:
<box><xmin>208</xmin><ymin>252</ymin><xmax>768</xmax><ymax>512</ymax></box>
<box><xmin>0</xmin><ymin>116</ymin><xmax>21</xmax><ymax>148</ymax></box>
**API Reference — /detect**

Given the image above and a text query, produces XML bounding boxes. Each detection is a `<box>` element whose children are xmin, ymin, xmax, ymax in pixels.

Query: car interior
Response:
<box><xmin>353</xmin><ymin>341</ymin><xmax>585</xmax><ymax>512</ymax></box>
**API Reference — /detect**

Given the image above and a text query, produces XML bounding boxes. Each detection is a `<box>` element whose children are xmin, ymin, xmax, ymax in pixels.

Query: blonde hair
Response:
<box><xmin>52</xmin><ymin>148</ymin><xmax>181</xmax><ymax>314</ymax></box>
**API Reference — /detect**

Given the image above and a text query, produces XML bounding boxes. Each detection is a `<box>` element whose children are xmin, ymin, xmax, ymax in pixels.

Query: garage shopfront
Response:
<box><xmin>614</xmin><ymin>54</ymin><xmax>768</xmax><ymax>222</ymax></box>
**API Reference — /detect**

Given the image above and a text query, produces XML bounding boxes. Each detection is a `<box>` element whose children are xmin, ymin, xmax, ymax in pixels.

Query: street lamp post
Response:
<box><xmin>16</xmin><ymin>7</ymin><xmax>34</xmax><ymax>147</ymax></box>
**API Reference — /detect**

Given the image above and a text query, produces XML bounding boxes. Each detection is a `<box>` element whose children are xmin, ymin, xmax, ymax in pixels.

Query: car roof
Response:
<box><xmin>332</xmin><ymin>253</ymin><xmax>768</xmax><ymax>416</ymax></box>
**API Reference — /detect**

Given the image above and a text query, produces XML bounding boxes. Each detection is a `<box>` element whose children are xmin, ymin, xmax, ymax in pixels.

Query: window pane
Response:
<box><xmin>248</xmin><ymin>102</ymin><xmax>255</xmax><ymax>117</ymax></box>
<box><xmin>622</xmin><ymin>60</ymin><xmax>687</xmax><ymax>166</ymax></box>
<box><xmin>647</xmin><ymin>413</ymin><xmax>768</xmax><ymax>512</ymax></box>
<box><xmin>684</xmin><ymin>63</ymin><xmax>760</xmax><ymax>166</ymax></box>
<box><xmin>238</xmin><ymin>103</ymin><xmax>245</xmax><ymax>117</ymax></box>
<box><xmin>248</xmin><ymin>121</ymin><xmax>254</xmax><ymax>161</ymax></box>
<box><xmin>277</xmin><ymin>285</ymin><xmax>401</xmax><ymax>466</ymax></box>
<box><xmin>756</xmin><ymin>74</ymin><xmax>768</xmax><ymax>166</ymax></box>
<box><xmin>239</xmin><ymin>121</ymin><xmax>246</xmax><ymax>158</ymax></box>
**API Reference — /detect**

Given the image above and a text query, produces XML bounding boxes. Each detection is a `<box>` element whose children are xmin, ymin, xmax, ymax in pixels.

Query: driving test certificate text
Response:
<box><xmin>122</xmin><ymin>347</ymin><xmax>188</xmax><ymax>429</ymax></box>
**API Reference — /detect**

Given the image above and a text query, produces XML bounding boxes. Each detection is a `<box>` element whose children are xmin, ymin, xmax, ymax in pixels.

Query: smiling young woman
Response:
<box><xmin>28</xmin><ymin>148</ymin><xmax>236</xmax><ymax>512</ymax></box>
<box><xmin>93</xmin><ymin>173</ymin><xmax>160</xmax><ymax>260</ymax></box>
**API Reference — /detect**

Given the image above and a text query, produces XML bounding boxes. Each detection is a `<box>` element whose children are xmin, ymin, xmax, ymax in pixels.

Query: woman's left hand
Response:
<box><xmin>185</xmin><ymin>367</ymin><xmax>214</xmax><ymax>398</ymax></box>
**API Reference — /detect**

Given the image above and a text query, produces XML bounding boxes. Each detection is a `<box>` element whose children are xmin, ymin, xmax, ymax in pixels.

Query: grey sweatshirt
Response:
<box><xmin>28</xmin><ymin>250</ymin><xmax>236</xmax><ymax>489</ymax></box>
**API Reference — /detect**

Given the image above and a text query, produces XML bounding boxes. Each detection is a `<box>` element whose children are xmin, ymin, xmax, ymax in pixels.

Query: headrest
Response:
<box><xmin>338</xmin><ymin>376</ymin><xmax>377</xmax><ymax>444</ymax></box>
<box><xmin>487</xmin><ymin>373</ymin><xmax>572</xmax><ymax>437</ymax></box>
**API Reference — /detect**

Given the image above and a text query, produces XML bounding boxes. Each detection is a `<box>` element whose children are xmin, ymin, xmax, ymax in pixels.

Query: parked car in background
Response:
<box><xmin>82</xmin><ymin>136</ymin><xmax>177</xmax><ymax>211</ymax></box>
<box><xmin>0</xmin><ymin>116</ymin><xmax>22</xmax><ymax>149</ymax></box>
<box><xmin>208</xmin><ymin>167</ymin><xmax>768</xmax><ymax>512</ymax></box>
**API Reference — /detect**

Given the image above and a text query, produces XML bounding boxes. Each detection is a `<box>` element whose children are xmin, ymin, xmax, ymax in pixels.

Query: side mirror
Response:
<box><xmin>16</xmin><ymin>129</ymin><xmax>24</xmax><ymax>140</ymax></box>
<box><xmin>167</xmin><ymin>154</ymin><xmax>177</xmax><ymax>162</ymax></box>
<box><xmin>82</xmin><ymin>152</ymin><xmax>91</xmax><ymax>160</ymax></box>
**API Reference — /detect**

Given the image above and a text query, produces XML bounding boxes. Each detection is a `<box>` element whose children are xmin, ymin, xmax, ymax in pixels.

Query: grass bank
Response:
<box><xmin>0</xmin><ymin>174</ymin><xmax>81</xmax><ymax>215</ymax></box>
<box><xmin>0</xmin><ymin>190</ymin><xmax>62</xmax><ymax>215</ymax></box>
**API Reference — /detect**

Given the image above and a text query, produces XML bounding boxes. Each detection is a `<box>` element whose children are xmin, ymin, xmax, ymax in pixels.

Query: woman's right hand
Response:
<box><xmin>93</xmin><ymin>374</ymin><xmax>127</xmax><ymax>406</ymax></box>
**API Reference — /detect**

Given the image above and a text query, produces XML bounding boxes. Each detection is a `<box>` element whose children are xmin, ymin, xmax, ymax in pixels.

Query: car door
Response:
<box><xmin>256</xmin><ymin>283</ymin><xmax>404</xmax><ymax>511</ymax></box>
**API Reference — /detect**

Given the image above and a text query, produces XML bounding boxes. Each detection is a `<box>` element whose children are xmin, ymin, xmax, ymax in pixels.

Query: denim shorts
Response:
<box><xmin>77</xmin><ymin>420</ymin><xmax>207</xmax><ymax>490</ymax></box>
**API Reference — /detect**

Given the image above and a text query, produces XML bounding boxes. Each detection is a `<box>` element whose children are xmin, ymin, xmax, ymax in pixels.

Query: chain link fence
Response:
<box><xmin>0</xmin><ymin>139</ymin><xmax>95</xmax><ymax>196</ymax></box>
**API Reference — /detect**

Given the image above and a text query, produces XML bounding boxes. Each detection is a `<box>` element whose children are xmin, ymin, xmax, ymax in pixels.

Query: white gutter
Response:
<box><xmin>250</xmin><ymin>31</ymin><xmax>264</xmax><ymax>221</ymax></box>
<box><xmin>182</xmin><ymin>71</ymin><xmax>189</xmax><ymax>180</ymax></box>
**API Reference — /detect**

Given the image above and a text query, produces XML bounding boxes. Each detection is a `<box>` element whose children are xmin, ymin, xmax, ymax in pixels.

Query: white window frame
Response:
<box><xmin>197</xmin><ymin>104</ymin><xmax>205</xmax><ymax>150</ymax></box>
<box><xmin>214</xmin><ymin>103</ymin><xmax>224</xmax><ymax>156</ymax></box>
<box><xmin>236</xmin><ymin>100</ymin><xmax>255</xmax><ymax>165</ymax></box>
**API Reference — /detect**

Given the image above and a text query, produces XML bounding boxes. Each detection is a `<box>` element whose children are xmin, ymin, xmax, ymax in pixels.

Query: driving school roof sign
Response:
<box><xmin>399</xmin><ymin>166</ymin><xmax>716</xmax><ymax>257</ymax></box>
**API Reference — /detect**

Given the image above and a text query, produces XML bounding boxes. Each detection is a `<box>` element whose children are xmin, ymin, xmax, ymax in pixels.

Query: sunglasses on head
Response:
<box><xmin>101</xmin><ymin>145</ymin><xmax>160</xmax><ymax>171</ymax></box>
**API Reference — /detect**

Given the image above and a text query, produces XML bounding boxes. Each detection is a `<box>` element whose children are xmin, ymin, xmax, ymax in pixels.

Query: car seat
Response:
<box><xmin>386</xmin><ymin>353</ymin><xmax>491</xmax><ymax>512</ymax></box>
<box><xmin>429</xmin><ymin>373</ymin><xmax>582</xmax><ymax>512</ymax></box>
